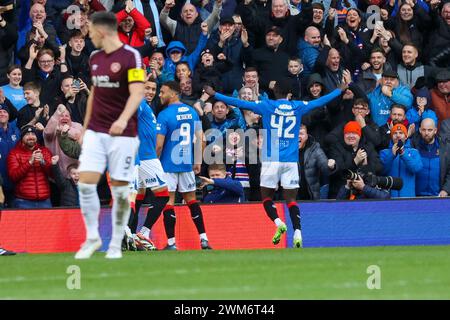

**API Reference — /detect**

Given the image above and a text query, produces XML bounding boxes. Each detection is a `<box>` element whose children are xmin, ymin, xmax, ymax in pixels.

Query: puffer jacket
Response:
<box><xmin>297</xmin><ymin>39</ymin><xmax>320</xmax><ymax>77</ymax></box>
<box><xmin>379</xmin><ymin>139</ymin><xmax>423</xmax><ymax>198</ymax></box>
<box><xmin>299</xmin><ymin>135</ymin><xmax>334</xmax><ymax>200</ymax></box>
<box><xmin>7</xmin><ymin>142</ymin><xmax>52</xmax><ymax>201</ymax></box>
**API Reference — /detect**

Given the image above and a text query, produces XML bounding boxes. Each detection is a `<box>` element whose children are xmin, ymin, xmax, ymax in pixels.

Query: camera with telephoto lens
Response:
<box><xmin>344</xmin><ymin>169</ymin><xmax>403</xmax><ymax>191</ymax></box>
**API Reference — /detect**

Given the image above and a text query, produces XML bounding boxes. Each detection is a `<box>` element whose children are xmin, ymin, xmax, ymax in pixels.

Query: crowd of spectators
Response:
<box><xmin>0</xmin><ymin>0</ymin><xmax>449</xmax><ymax>209</ymax></box>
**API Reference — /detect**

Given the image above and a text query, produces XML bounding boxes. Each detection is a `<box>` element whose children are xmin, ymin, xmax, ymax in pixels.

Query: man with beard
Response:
<box><xmin>298</xmin><ymin>26</ymin><xmax>322</xmax><ymax>77</ymax></box>
<box><xmin>125</xmin><ymin>78</ymin><xmax>169</xmax><ymax>251</ymax></box>
<box><xmin>156</xmin><ymin>81</ymin><xmax>212</xmax><ymax>250</ymax></box>
<box><xmin>357</xmin><ymin>48</ymin><xmax>390</xmax><ymax>93</ymax></box>
<box><xmin>411</xmin><ymin>118</ymin><xmax>450</xmax><ymax>197</ymax></box>
<box><xmin>367</xmin><ymin>69</ymin><xmax>413</xmax><ymax>127</ymax></box>
<box><xmin>379</xmin><ymin>123</ymin><xmax>423</xmax><ymax>198</ymax></box>
<box><xmin>7</xmin><ymin>125</ymin><xmax>53</xmax><ymax>208</ymax></box>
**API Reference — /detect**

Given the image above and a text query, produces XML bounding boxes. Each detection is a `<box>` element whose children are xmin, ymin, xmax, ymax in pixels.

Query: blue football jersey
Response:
<box><xmin>215</xmin><ymin>90</ymin><xmax>342</xmax><ymax>162</ymax></box>
<box><xmin>156</xmin><ymin>103</ymin><xmax>202</xmax><ymax>173</ymax></box>
<box><xmin>137</xmin><ymin>100</ymin><xmax>157</xmax><ymax>161</ymax></box>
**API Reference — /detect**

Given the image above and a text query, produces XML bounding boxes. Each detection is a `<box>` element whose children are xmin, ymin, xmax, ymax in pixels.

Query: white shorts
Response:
<box><xmin>137</xmin><ymin>159</ymin><xmax>167</xmax><ymax>190</ymax></box>
<box><xmin>78</xmin><ymin>130</ymin><xmax>139</xmax><ymax>183</ymax></box>
<box><xmin>165</xmin><ymin>171</ymin><xmax>196</xmax><ymax>193</ymax></box>
<box><xmin>260</xmin><ymin>161</ymin><xmax>299</xmax><ymax>189</ymax></box>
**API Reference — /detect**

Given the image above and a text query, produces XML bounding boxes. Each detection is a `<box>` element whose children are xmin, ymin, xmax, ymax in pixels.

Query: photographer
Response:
<box><xmin>380</xmin><ymin>123</ymin><xmax>423</xmax><ymax>198</ymax></box>
<box><xmin>199</xmin><ymin>163</ymin><xmax>245</xmax><ymax>204</ymax></box>
<box><xmin>336</xmin><ymin>175</ymin><xmax>390</xmax><ymax>200</ymax></box>
<box><xmin>328</xmin><ymin>121</ymin><xmax>383</xmax><ymax>198</ymax></box>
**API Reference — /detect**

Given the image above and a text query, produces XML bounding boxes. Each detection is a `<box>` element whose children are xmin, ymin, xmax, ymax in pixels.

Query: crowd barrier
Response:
<box><xmin>1</xmin><ymin>199</ymin><xmax>449</xmax><ymax>253</ymax></box>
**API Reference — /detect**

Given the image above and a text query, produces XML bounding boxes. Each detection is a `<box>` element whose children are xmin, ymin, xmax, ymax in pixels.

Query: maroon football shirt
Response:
<box><xmin>88</xmin><ymin>44</ymin><xmax>143</xmax><ymax>137</ymax></box>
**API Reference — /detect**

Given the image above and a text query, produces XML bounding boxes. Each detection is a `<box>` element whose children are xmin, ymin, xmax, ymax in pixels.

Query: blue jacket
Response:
<box><xmin>209</xmin><ymin>108</ymin><xmax>247</xmax><ymax>138</ymax></box>
<box><xmin>368</xmin><ymin>85</ymin><xmax>413</xmax><ymax>126</ymax></box>
<box><xmin>0</xmin><ymin>123</ymin><xmax>20</xmax><ymax>191</ymax></box>
<box><xmin>415</xmin><ymin>138</ymin><xmax>441</xmax><ymax>196</ymax></box>
<box><xmin>203</xmin><ymin>177</ymin><xmax>244</xmax><ymax>203</ymax></box>
<box><xmin>297</xmin><ymin>39</ymin><xmax>320</xmax><ymax>77</ymax></box>
<box><xmin>379</xmin><ymin>140</ymin><xmax>423</xmax><ymax>198</ymax></box>
<box><xmin>406</xmin><ymin>108</ymin><xmax>438</xmax><ymax>133</ymax></box>
<box><xmin>163</xmin><ymin>34</ymin><xmax>208</xmax><ymax>78</ymax></box>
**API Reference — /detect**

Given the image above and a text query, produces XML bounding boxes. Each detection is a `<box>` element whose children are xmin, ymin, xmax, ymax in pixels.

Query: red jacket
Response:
<box><xmin>116</xmin><ymin>8</ymin><xmax>151</xmax><ymax>65</ymax></box>
<box><xmin>431</xmin><ymin>88</ymin><xmax>450</xmax><ymax>128</ymax></box>
<box><xmin>7</xmin><ymin>142</ymin><xmax>53</xmax><ymax>201</ymax></box>
<box><xmin>116</xmin><ymin>8</ymin><xmax>150</xmax><ymax>48</ymax></box>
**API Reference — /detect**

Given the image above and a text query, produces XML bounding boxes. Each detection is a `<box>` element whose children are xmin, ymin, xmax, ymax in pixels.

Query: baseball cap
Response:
<box><xmin>220</xmin><ymin>16</ymin><xmax>235</xmax><ymax>25</ymax></box>
<box><xmin>382</xmin><ymin>69</ymin><xmax>399</xmax><ymax>79</ymax></box>
<box><xmin>435</xmin><ymin>69</ymin><xmax>450</xmax><ymax>82</ymax></box>
<box><xmin>265</xmin><ymin>26</ymin><xmax>282</xmax><ymax>36</ymax></box>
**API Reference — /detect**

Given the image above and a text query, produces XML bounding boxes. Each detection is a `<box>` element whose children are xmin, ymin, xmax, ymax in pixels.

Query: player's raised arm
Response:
<box><xmin>203</xmin><ymin>85</ymin><xmax>264</xmax><ymax>114</ymax></box>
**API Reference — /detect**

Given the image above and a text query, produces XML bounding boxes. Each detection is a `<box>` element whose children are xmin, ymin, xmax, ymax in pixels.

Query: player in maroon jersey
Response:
<box><xmin>75</xmin><ymin>11</ymin><xmax>145</xmax><ymax>259</ymax></box>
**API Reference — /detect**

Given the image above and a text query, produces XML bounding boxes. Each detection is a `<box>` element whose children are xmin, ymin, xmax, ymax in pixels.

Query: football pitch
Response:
<box><xmin>1</xmin><ymin>245</ymin><xmax>449</xmax><ymax>300</ymax></box>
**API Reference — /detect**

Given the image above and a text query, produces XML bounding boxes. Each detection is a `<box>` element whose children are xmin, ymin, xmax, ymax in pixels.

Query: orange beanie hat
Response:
<box><xmin>391</xmin><ymin>123</ymin><xmax>408</xmax><ymax>138</ymax></box>
<box><xmin>343</xmin><ymin>121</ymin><xmax>362</xmax><ymax>137</ymax></box>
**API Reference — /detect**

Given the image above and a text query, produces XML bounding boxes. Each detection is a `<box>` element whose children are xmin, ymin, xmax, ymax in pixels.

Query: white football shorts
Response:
<box><xmin>165</xmin><ymin>171</ymin><xmax>196</xmax><ymax>193</ymax></box>
<box><xmin>78</xmin><ymin>129</ymin><xmax>139</xmax><ymax>183</ymax></box>
<box><xmin>137</xmin><ymin>159</ymin><xmax>167</xmax><ymax>190</ymax></box>
<box><xmin>260</xmin><ymin>161</ymin><xmax>299</xmax><ymax>189</ymax></box>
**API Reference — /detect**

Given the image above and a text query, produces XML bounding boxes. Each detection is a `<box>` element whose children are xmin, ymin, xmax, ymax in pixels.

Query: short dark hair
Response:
<box><xmin>162</xmin><ymin>81</ymin><xmax>180</xmax><ymax>94</ymax></box>
<box><xmin>89</xmin><ymin>11</ymin><xmax>118</xmax><ymax>31</ymax></box>
<box><xmin>244</xmin><ymin>67</ymin><xmax>258</xmax><ymax>74</ymax></box>
<box><xmin>273</xmin><ymin>79</ymin><xmax>292</xmax><ymax>97</ymax></box>
<box><xmin>391</xmin><ymin>104</ymin><xmax>407</xmax><ymax>113</ymax></box>
<box><xmin>353</xmin><ymin>98</ymin><xmax>369</xmax><ymax>109</ymax></box>
<box><xmin>208</xmin><ymin>163</ymin><xmax>226</xmax><ymax>173</ymax></box>
<box><xmin>370</xmin><ymin>47</ymin><xmax>385</xmax><ymax>57</ymax></box>
<box><xmin>67</xmin><ymin>163</ymin><xmax>79</xmax><ymax>174</ymax></box>
<box><xmin>23</xmin><ymin>81</ymin><xmax>41</xmax><ymax>93</ymax></box>
<box><xmin>69</xmin><ymin>29</ymin><xmax>85</xmax><ymax>40</ymax></box>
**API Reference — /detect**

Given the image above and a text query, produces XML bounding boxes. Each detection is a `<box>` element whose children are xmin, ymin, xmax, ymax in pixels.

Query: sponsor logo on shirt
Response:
<box><xmin>92</xmin><ymin>75</ymin><xmax>120</xmax><ymax>88</ymax></box>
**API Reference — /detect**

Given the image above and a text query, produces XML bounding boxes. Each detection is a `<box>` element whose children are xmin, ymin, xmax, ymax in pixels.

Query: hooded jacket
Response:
<box><xmin>162</xmin><ymin>35</ymin><xmax>208</xmax><ymax>77</ymax></box>
<box><xmin>406</xmin><ymin>87</ymin><xmax>438</xmax><ymax>131</ymax></box>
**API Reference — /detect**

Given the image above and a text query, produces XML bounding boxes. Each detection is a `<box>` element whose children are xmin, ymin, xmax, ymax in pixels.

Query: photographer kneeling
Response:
<box><xmin>336</xmin><ymin>174</ymin><xmax>391</xmax><ymax>200</ymax></box>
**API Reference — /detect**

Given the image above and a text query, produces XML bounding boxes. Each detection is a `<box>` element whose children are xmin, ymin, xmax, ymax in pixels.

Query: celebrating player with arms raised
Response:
<box><xmin>204</xmin><ymin>72</ymin><xmax>350</xmax><ymax>248</ymax></box>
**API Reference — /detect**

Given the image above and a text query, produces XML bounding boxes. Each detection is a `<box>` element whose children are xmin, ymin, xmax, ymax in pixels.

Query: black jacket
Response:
<box><xmin>328</xmin><ymin>139</ymin><xmax>383</xmax><ymax>198</ymax></box>
<box><xmin>52</xmin><ymin>164</ymin><xmax>79</xmax><ymax>207</ymax></box>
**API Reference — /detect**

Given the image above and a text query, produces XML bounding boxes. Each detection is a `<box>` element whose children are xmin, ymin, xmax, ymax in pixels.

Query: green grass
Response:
<box><xmin>1</xmin><ymin>246</ymin><xmax>450</xmax><ymax>300</ymax></box>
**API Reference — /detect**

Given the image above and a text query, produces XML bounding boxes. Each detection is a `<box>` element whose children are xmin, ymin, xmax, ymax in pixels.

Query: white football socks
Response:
<box><xmin>110</xmin><ymin>185</ymin><xmax>131</xmax><ymax>250</ymax></box>
<box><xmin>78</xmin><ymin>182</ymin><xmax>101</xmax><ymax>240</ymax></box>
<box><xmin>274</xmin><ymin>218</ymin><xmax>284</xmax><ymax>227</ymax></box>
